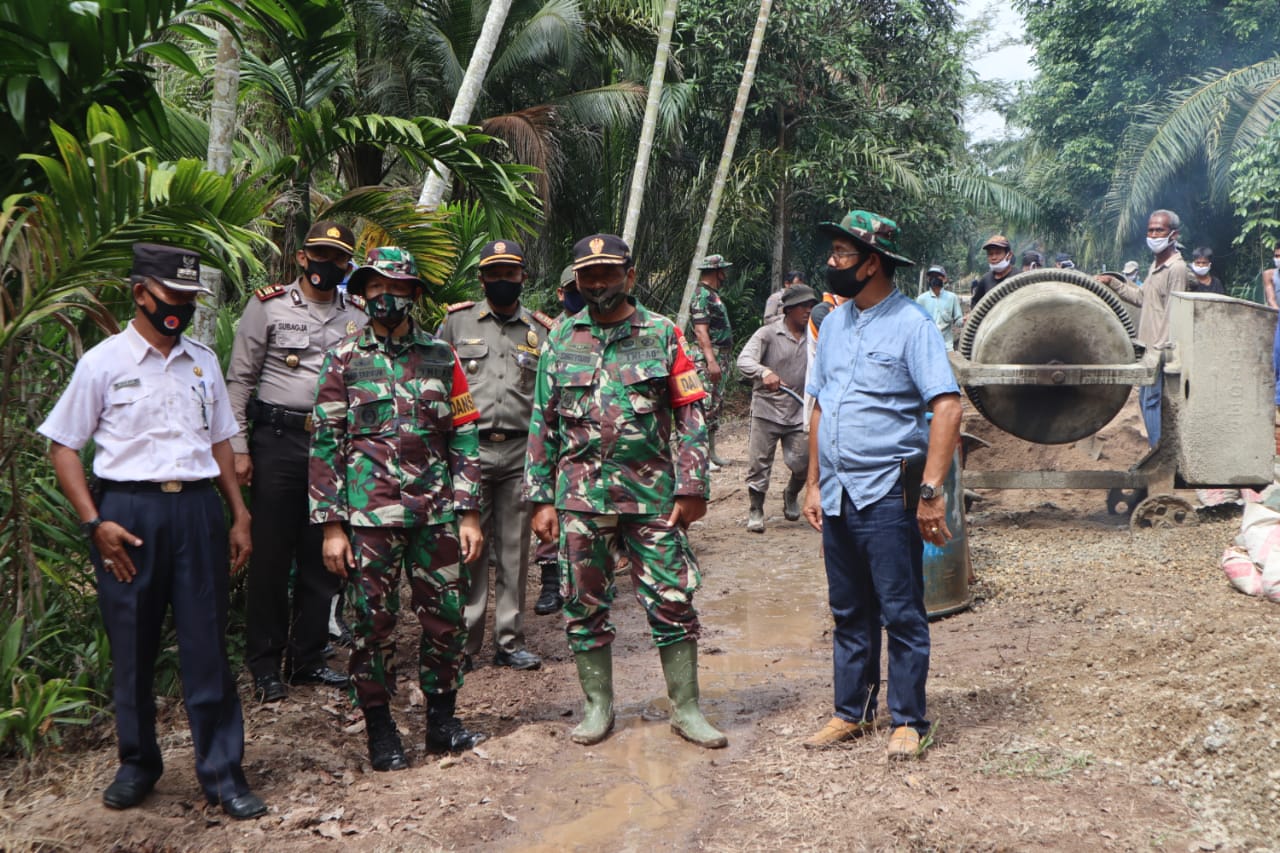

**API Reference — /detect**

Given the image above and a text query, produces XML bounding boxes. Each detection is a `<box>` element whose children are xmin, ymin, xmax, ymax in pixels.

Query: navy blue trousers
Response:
<box><xmin>822</xmin><ymin>486</ymin><xmax>931</xmax><ymax>734</ymax></box>
<box><xmin>93</xmin><ymin>485</ymin><xmax>248</xmax><ymax>804</ymax></box>
<box><xmin>1140</xmin><ymin>369</ymin><xmax>1163</xmax><ymax>448</ymax></box>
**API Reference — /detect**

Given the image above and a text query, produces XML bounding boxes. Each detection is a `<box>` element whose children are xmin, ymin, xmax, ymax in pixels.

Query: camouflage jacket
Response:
<box><xmin>524</xmin><ymin>303</ymin><xmax>710</xmax><ymax>515</ymax></box>
<box><xmin>688</xmin><ymin>283</ymin><xmax>734</xmax><ymax>351</ymax></box>
<box><xmin>309</xmin><ymin>324</ymin><xmax>481</xmax><ymax>527</ymax></box>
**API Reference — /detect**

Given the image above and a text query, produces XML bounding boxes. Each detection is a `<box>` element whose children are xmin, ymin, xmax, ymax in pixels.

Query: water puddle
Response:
<box><xmin>505</xmin><ymin>543</ymin><xmax>833</xmax><ymax>849</ymax></box>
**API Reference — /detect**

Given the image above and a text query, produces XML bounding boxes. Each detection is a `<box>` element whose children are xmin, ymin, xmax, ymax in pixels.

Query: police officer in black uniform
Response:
<box><xmin>227</xmin><ymin>222</ymin><xmax>367</xmax><ymax>701</ymax></box>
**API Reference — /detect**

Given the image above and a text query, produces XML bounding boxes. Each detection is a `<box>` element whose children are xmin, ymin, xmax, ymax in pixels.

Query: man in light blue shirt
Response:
<box><xmin>914</xmin><ymin>264</ymin><xmax>963</xmax><ymax>350</ymax></box>
<box><xmin>800</xmin><ymin>209</ymin><xmax>961</xmax><ymax>761</ymax></box>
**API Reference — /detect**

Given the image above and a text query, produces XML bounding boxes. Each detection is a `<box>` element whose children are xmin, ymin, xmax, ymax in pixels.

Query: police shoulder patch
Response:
<box><xmin>255</xmin><ymin>284</ymin><xmax>286</xmax><ymax>301</ymax></box>
<box><xmin>446</xmin><ymin>301</ymin><xmax>475</xmax><ymax>313</ymax></box>
<box><xmin>530</xmin><ymin>310</ymin><xmax>554</xmax><ymax>329</ymax></box>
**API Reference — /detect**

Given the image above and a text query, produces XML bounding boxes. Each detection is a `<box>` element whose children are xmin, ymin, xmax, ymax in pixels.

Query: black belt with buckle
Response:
<box><xmin>248</xmin><ymin>398</ymin><xmax>314</xmax><ymax>433</ymax></box>
<box><xmin>100</xmin><ymin>479</ymin><xmax>213</xmax><ymax>494</ymax></box>
<box><xmin>479</xmin><ymin>429</ymin><xmax>527</xmax><ymax>443</ymax></box>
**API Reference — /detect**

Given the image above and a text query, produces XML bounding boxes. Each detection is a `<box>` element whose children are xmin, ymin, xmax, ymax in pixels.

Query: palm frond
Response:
<box><xmin>487</xmin><ymin>0</ymin><xmax>585</xmax><ymax>82</ymax></box>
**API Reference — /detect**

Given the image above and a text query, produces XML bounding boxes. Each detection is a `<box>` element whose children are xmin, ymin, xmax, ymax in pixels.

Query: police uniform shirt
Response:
<box><xmin>38</xmin><ymin>321</ymin><xmax>237</xmax><ymax>481</ymax></box>
<box><xmin>226</xmin><ymin>279</ymin><xmax>367</xmax><ymax>453</ymax></box>
<box><xmin>436</xmin><ymin>300</ymin><xmax>551</xmax><ymax>433</ymax></box>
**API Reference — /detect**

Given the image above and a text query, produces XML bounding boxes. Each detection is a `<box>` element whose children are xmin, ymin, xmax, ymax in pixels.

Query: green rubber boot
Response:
<box><xmin>658</xmin><ymin>640</ymin><xmax>728</xmax><ymax>749</ymax></box>
<box><xmin>570</xmin><ymin>646</ymin><xmax>615</xmax><ymax>745</ymax></box>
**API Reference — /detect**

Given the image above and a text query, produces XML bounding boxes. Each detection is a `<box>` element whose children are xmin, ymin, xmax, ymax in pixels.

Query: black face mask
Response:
<box><xmin>305</xmin><ymin>258</ymin><xmax>346</xmax><ymax>292</ymax></box>
<box><xmin>483</xmin><ymin>279</ymin><xmax>523</xmax><ymax>309</ymax></box>
<box><xmin>140</xmin><ymin>291</ymin><xmax>197</xmax><ymax>337</ymax></box>
<box><xmin>562</xmin><ymin>287</ymin><xmax>586</xmax><ymax>314</ymax></box>
<box><xmin>826</xmin><ymin>258</ymin><xmax>871</xmax><ymax>299</ymax></box>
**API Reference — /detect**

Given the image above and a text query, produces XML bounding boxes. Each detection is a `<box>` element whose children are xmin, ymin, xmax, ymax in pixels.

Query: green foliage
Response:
<box><xmin>1229</xmin><ymin>120</ymin><xmax>1280</xmax><ymax>292</ymax></box>
<box><xmin>0</xmin><ymin>0</ymin><xmax>196</xmax><ymax>197</ymax></box>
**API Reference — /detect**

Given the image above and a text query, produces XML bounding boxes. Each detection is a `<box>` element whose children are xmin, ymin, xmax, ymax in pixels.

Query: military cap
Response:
<box><xmin>982</xmin><ymin>234</ymin><xmax>1012</xmax><ymax>251</ymax></box>
<box><xmin>780</xmin><ymin>284</ymin><xmax>819</xmax><ymax>310</ymax></box>
<box><xmin>818</xmin><ymin>209</ymin><xmax>915</xmax><ymax>266</ymax></box>
<box><xmin>131</xmin><ymin>243</ymin><xmax>211</xmax><ymax>294</ymax></box>
<box><xmin>559</xmin><ymin>263</ymin><xmax>577</xmax><ymax>287</ymax></box>
<box><xmin>927</xmin><ymin>264</ymin><xmax>947</xmax><ymax>277</ymax></box>
<box><xmin>346</xmin><ymin>246</ymin><xmax>425</xmax><ymax>296</ymax></box>
<box><xmin>1122</xmin><ymin>260</ymin><xmax>1139</xmax><ymax>275</ymax></box>
<box><xmin>698</xmin><ymin>253</ymin><xmax>733</xmax><ymax>270</ymax></box>
<box><xmin>478</xmin><ymin>239</ymin><xmax>526</xmax><ymax>269</ymax></box>
<box><xmin>304</xmin><ymin>221</ymin><xmax>355</xmax><ymax>255</ymax></box>
<box><xmin>572</xmin><ymin>234</ymin><xmax>631</xmax><ymax>270</ymax></box>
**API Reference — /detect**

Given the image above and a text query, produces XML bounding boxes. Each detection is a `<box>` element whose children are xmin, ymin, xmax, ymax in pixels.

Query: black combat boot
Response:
<box><xmin>364</xmin><ymin>704</ymin><xmax>408</xmax><ymax>771</ymax></box>
<box><xmin>427</xmin><ymin>690</ymin><xmax>487</xmax><ymax>753</ymax></box>
<box><xmin>533</xmin><ymin>560</ymin><xmax>564</xmax><ymax>615</ymax></box>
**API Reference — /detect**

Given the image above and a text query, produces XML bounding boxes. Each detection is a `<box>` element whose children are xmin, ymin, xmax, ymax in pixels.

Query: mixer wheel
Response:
<box><xmin>1129</xmin><ymin>494</ymin><xmax>1198</xmax><ymax>532</ymax></box>
<box><xmin>1106</xmin><ymin>487</ymin><xmax>1146</xmax><ymax>516</ymax></box>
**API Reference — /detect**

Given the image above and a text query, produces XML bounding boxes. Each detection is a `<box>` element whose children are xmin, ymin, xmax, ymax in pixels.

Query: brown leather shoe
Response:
<box><xmin>886</xmin><ymin>725</ymin><xmax>922</xmax><ymax>760</ymax></box>
<box><xmin>802</xmin><ymin>716</ymin><xmax>876</xmax><ymax>749</ymax></box>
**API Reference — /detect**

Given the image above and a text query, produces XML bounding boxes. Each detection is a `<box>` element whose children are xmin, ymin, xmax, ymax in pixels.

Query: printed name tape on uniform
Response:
<box><xmin>450</xmin><ymin>391</ymin><xmax>478</xmax><ymax>420</ymax></box>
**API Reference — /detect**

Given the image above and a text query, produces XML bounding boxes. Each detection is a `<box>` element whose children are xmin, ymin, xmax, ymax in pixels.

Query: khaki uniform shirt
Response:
<box><xmin>1113</xmin><ymin>254</ymin><xmax>1195</xmax><ymax>348</ymax></box>
<box><xmin>737</xmin><ymin>320</ymin><xmax>808</xmax><ymax>426</ymax></box>
<box><xmin>435</xmin><ymin>300</ymin><xmax>554</xmax><ymax>434</ymax></box>
<box><xmin>226</xmin><ymin>279</ymin><xmax>367</xmax><ymax>453</ymax></box>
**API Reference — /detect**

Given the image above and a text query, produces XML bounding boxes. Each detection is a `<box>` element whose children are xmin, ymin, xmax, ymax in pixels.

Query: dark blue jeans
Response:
<box><xmin>822</xmin><ymin>487</ymin><xmax>931</xmax><ymax>734</ymax></box>
<box><xmin>1139</xmin><ymin>369</ymin><xmax>1163</xmax><ymax>448</ymax></box>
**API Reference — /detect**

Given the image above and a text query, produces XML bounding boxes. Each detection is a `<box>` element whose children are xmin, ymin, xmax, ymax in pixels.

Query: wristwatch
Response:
<box><xmin>79</xmin><ymin>517</ymin><xmax>104</xmax><ymax>538</ymax></box>
<box><xmin>918</xmin><ymin>482</ymin><xmax>940</xmax><ymax>501</ymax></box>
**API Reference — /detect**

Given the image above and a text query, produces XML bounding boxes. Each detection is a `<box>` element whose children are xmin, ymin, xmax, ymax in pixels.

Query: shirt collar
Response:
<box><xmin>356</xmin><ymin>322</ymin><xmax>433</xmax><ymax>350</ymax></box>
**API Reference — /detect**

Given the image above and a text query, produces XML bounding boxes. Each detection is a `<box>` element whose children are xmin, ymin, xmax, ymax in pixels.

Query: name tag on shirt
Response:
<box><xmin>112</xmin><ymin>378</ymin><xmax>141</xmax><ymax>391</ymax></box>
<box><xmin>273</xmin><ymin>323</ymin><xmax>310</xmax><ymax>349</ymax></box>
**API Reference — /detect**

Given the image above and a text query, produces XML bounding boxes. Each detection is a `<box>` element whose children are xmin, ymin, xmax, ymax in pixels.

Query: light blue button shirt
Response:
<box><xmin>806</xmin><ymin>289</ymin><xmax>960</xmax><ymax>514</ymax></box>
<box><xmin>914</xmin><ymin>288</ymin><xmax>963</xmax><ymax>350</ymax></box>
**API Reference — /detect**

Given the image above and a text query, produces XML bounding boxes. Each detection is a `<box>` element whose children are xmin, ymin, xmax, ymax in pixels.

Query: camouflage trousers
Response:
<box><xmin>346</xmin><ymin>524</ymin><xmax>468</xmax><ymax>708</ymax></box>
<box><xmin>691</xmin><ymin>346</ymin><xmax>732</xmax><ymax>431</ymax></box>
<box><xmin>560</xmin><ymin>511</ymin><xmax>702</xmax><ymax>653</ymax></box>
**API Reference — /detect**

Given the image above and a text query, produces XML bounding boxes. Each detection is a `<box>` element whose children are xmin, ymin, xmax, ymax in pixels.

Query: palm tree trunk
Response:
<box><xmin>675</xmin><ymin>0</ymin><xmax>773</xmax><ymax>329</ymax></box>
<box><xmin>193</xmin><ymin>22</ymin><xmax>241</xmax><ymax>345</ymax></box>
<box><xmin>621</xmin><ymin>0</ymin><xmax>680</xmax><ymax>247</ymax></box>
<box><xmin>418</xmin><ymin>0</ymin><xmax>516</xmax><ymax>209</ymax></box>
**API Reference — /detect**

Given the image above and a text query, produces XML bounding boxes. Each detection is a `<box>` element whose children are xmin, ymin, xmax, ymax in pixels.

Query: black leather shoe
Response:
<box><xmin>427</xmin><ymin>717</ymin><xmax>488</xmax><ymax>753</ymax></box>
<box><xmin>103</xmin><ymin>778</ymin><xmax>154</xmax><ymax>810</ymax></box>
<box><xmin>253</xmin><ymin>673</ymin><xmax>287</xmax><ymax>703</ymax></box>
<box><xmin>221</xmin><ymin>792</ymin><xmax>268</xmax><ymax>820</ymax></box>
<box><xmin>493</xmin><ymin>648</ymin><xmax>542</xmax><ymax>670</ymax></box>
<box><xmin>288</xmin><ymin>665</ymin><xmax>348</xmax><ymax>687</ymax></box>
<box><xmin>460</xmin><ymin>654</ymin><xmax>476</xmax><ymax>673</ymax></box>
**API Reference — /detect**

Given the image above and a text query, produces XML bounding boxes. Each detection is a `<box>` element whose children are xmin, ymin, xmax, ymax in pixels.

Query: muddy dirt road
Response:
<box><xmin>3</xmin><ymin>407</ymin><xmax>1277</xmax><ymax>852</ymax></box>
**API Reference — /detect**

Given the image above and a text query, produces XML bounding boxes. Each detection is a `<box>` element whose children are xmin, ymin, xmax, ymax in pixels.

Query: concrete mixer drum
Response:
<box><xmin>959</xmin><ymin>269</ymin><xmax>1137</xmax><ymax>444</ymax></box>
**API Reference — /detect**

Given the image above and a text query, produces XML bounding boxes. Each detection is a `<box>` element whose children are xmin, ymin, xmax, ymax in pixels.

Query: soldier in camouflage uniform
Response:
<box><xmin>437</xmin><ymin>240</ymin><xmax>552</xmax><ymax>672</ymax></box>
<box><xmin>309</xmin><ymin>247</ymin><xmax>487</xmax><ymax>772</ymax></box>
<box><xmin>525</xmin><ymin>234</ymin><xmax>728</xmax><ymax>750</ymax></box>
<box><xmin>687</xmin><ymin>254</ymin><xmax>734</xmax><ymax>468</ymax></box>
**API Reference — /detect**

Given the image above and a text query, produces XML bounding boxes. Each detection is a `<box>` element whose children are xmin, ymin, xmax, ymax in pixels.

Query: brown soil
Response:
<box><xmin>2</xmin><ymin>406</ymin><xmax>1275</xmax><ymax>852</ymax></box>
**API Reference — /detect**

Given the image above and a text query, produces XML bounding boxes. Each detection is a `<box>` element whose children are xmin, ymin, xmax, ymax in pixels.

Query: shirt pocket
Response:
<box><xmin>556</xmin><ymin>368</ymin><xmax>596</xmax><ymax>419</ymax></box>
<box><xmin>455</xmin><ymin>341</ymin><xmax>488</xmax><ymax>377</ymax></box>
<box><xmin>619</xmin><ymin>363</ymin><xmax>670</xmax><ymax>415</ymax></box>
<box><xmin>348</xmin><ymin>396</ymin><xmax>395</xmax><ymax>436</ymax></box>
<box><xmin>861</xmin><ymin>351</ymin><xmax>912</xmax><ymax>395</ymax></box>
<box><xmin>104</xmin><ymin>383</ymin><xmax>153</xmax><ymax>435</ymax></box>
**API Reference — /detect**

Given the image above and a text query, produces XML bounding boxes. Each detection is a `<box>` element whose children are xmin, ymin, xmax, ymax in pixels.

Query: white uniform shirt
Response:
<box><xmin>38</xmin><ymin>321</ymin><xmax>238</xmax><ymax>481</ymax></box>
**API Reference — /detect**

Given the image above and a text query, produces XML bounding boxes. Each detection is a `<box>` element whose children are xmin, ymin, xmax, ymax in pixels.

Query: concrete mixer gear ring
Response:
<box><xmin>1129</xmin><ymin>494</ymin><xmax>1198</xmax><ymax>532</ymax></box>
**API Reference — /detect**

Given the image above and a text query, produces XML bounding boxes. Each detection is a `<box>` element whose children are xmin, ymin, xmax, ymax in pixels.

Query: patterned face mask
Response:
<box><xmin>364</xmin><ymin>292</ymin><xmax>414</xmax><ymax>327</ymax></box>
